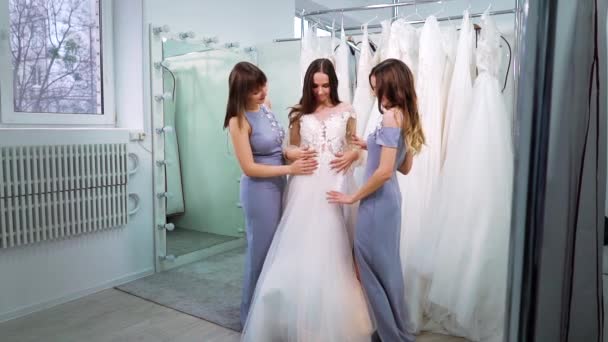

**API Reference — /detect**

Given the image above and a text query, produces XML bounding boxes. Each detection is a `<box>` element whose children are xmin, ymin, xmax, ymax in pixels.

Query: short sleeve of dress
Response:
<box><xmin>375</xmin><ymin>109</ymin><xmax>402</xmax><ymax>148</ymax></box>
<box><xmin>375</xmin><ymin>127</ymin><xmax>401</xmax><ymax>148</ymax></box>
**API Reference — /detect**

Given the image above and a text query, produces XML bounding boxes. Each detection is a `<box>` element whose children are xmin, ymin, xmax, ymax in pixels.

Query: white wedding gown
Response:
<box><xmin>425</xmin><ymin>11</ymin><xmax>513</xmax><ymax>342</ymax></box>
<box><xmin>352</xmin><ymin>22</ymin><xmax>375</xmax><ymax>137</ymax></box>
<box><xmin>336</xmin><ymin>25</ymin><xmax>352</xmax><ymax>103</ymax></box>
<box><xmin>411</xmin><ymin>12</ymin><xmax>476</xmax><ymax>281</ymax></box>
<box><xmin>398</xmin><ymin>15</ymin><xmax>447</xmax><ymax>333</ymax></box>
<box><xmin>362</xmin><ymin>20</ymin><xmax>392</xmax><ymax>141</ymax></box>
<box><xmin>440</xmin><ymin>11</ymin><xmax>476</xmax><ymax>167</ymax></box>
<box><xmin>241</xmin><ymin>104</ymin><xmax>373</xmax><ymax>342</ymax></box>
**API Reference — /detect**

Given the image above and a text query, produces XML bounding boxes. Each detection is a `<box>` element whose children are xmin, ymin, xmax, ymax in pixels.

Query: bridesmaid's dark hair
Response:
<box><xmin>370</xmin><ymin>58</ymin><xmax>425</xmax><ymax>154</ymax></box>
<box><xmin>224</xmin><ymin>62</ymin><xmax>267</xmax><ymax>129</ymax></box>
<box><xmin>288</xmin><ymin>58</ymin><xmax>341</xmax><ymax>127</ymax></box>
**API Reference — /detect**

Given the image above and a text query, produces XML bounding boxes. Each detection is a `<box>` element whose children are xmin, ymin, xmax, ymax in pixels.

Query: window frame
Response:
<box><xmin>0</xmin><ymin>0</ymin><xmax>115</xmax><ymax>126</ymax></box>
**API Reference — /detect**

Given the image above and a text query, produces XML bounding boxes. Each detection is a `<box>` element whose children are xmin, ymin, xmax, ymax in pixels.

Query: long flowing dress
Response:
<box><xmin>398</xmin><ymin>15</ymin><xmax>447</xmax><ymax>334</ymax></box>
<box><xmin>241</xmin><ymin>103</ymin><xmax>373</xmax><ymax>342</ymax></box>
<box><xmin>426</xmin><ymin>11</ymin><xmax>514</xmax><ymax>342</ymax></box>
<box><xmin>355</xmin><ymin>111</ymin><xmax>414</xmax><ymax>342</ymax></box>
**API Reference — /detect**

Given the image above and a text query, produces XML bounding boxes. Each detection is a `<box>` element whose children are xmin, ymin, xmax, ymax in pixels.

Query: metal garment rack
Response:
<box><xmin>274</xmin><ymin>2</ymin><xmax>517</xmax><ymax>92</ymax></box>
<box><xmin>274</xmin><ymin>0</ymin><xmax>516</xmax><ymax>42</ymax></box>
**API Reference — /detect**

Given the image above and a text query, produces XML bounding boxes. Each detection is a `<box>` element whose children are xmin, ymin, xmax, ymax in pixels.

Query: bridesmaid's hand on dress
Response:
<box><xmin>351</xmin><ymin>134</ymin><xmax>367</xmax><ymax>150</ymax></box>
<box><xmin>330</xmin><ymin>150</ymin><xmax>359</xmax><ymax>173</ymax></box>
<box><xmin>289</xmin><ymin>157</ymin><xmax>318</xmax><ymax>175</ymax></box>
<box><xmin>326</xmin><ymin>191</ymin><xmax>356</xmax><ymax>204</ymax></box>
<box><xmin>285</xmin><ymin>145</ymin><xmax>318</xmax><ymax>161</ymax></box>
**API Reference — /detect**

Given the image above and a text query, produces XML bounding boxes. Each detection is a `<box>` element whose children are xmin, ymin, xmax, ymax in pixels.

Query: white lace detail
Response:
<box><xmin>477</xmin><ymin>11</ymin><xmax>501</xmax><ymax>77</ymax></box>
<box><xmin>299</xmin><ymin>111</ymin><xmax>351</xmax><ymax>165</ymax></box>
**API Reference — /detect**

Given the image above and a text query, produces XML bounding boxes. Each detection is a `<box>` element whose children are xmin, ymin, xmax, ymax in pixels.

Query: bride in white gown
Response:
<box><xmin>241</xmin><ymin>58</ymin><xmax>372</xmax><ymax>342</ymax></box>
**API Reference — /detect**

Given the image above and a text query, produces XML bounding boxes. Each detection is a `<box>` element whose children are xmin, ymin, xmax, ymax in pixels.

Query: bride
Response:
<box><xmin>241</xmin><ymin>58</ymin><xmax>373</xmax><ymax>342</ymax></box>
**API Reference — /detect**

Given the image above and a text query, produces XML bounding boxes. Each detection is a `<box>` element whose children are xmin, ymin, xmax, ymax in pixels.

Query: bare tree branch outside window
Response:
<box><xmin>9</xmin><ymin>0</ymin><xmax>102</xmax><ymax>114</ymax></box>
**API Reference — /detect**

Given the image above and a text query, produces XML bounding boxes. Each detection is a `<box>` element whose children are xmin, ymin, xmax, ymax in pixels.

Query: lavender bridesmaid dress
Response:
<box><xmin>239</xmin><ymin>105</ymin><xmax>286</xmax><ymax>328</ymax></box>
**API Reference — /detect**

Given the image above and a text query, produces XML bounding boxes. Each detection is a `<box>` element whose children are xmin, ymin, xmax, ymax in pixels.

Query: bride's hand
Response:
<box><xmin>326</xmin><ymin>191</ymin><xmax>356</xmax><ymax>204</ymax></box>
<box><xmin>330</xmin><ymin>150</ymin><xmax>359</xmax><ymax>173</ymax></box>
<box><xmin>351</xmin><ymin>134</ymin><xmax>367</xmax><ymax>150</ymax></box>
<box><xmin>285</xmin><ymin>145</ymin><xmax>318</xmax><ymax>161</ymax></box>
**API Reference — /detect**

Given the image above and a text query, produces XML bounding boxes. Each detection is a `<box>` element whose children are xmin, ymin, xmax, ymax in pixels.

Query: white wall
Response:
<box><xmin>0</xmin><ymin>0</ymin><xmax>155</xmax><ymax>322</ymax></box>
<box><xmin>145</xmin><ymin>0</ymin><xmax>295</xmax><ymax>46</ymax></box>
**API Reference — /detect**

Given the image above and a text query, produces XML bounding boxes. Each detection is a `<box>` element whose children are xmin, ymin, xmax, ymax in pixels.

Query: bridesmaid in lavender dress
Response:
<box><xmin>224</xmin><ymin>62</ymin><xmax>318</xmax><ymax>328</ymax></box>
<box><xmin>327</xmin><ymin>59</ymin><xmax>425</xmax><ymax>342</ymax></box>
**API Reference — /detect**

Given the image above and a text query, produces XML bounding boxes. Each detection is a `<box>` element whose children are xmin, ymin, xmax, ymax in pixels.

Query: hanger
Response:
<box><xmin>501</xmin><ymin>36</ymin><xmax>512</xmax><ymax>92</ymax></box>
<box><xmin>403</xmin><ymin>0</ymin><xmax>425</xmax><ymax>22</ymax></box>
<box><xmin>429</xmin><ymin>2</ymin><xmax>445</xmax><ymax>18</ymax></box>
<box><xmin>361</xmin><ymin>15</ymin><xmax>378</xmax><ymax>32</ymax></box>
<box><xmin>355</xmin><ymin>39</ymin><xmax>378</xmax><ymax>53</ymax></box>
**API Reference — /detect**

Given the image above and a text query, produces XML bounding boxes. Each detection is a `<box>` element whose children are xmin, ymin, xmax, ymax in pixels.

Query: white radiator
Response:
<box><xmin>0</xmin><ymin>144</ymin><xmax>129</xmax><ymax>249</ymax></box>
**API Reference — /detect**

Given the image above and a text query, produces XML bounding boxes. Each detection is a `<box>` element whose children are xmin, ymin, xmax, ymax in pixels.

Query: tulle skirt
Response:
<box><xmin>241</xmin><ymin>163</ymin><xmax>373</xmax><ymax>342</ymax></box>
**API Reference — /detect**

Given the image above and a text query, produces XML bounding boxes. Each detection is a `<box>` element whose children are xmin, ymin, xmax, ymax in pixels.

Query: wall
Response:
<box><xmin>0</xmin><ymin>0</ymin><xmax>155</xmax><ymax>322</ymax></box>
<box><xmin>144</xmin><ymin>0</ymin><xmax>295</xmax><ymax>47</ymax></box>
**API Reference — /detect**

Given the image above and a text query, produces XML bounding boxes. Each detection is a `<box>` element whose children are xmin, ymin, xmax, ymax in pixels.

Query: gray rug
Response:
<box><xmin>116</xmin><ymin>246</ymin><xmax>245</xmax><ymax>331</ymax></box>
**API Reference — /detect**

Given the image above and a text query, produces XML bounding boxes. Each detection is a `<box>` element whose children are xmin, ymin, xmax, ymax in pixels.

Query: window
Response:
<box><xmin>294</xmin><ymin>16</ymin><xmax>307</xmax><ymax>38</ymax></box>
<box><xmin>316</xmin><ymin>28</ymin><xmax>331</xmax><ymax>37</ymax></box>
<box><xmin>294</xmin><ymin>16</ymin><xmax>333</xmax><ymax>38</ymax></box>
<box><xmin>0</xmin><ymin>0</ymin><xmax>114</xmax><ymax>125</ymax></box>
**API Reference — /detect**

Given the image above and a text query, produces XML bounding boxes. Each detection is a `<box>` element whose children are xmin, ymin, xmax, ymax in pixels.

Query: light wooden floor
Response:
<box><xmin>0</xmin><ymin>288</ymin><xmax>466</xmax><ymax>342</ymax></box>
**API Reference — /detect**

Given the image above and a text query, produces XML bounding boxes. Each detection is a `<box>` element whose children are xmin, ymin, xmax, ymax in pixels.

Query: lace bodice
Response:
<box><xmin>391</xmin><ymin>19</ymin><xmax>420</xmax><ymax>75</ymax></box>
<box><xmin>298</xmin><ymin>106</ymin><xmax>356</xmax><ymax>164</ymax></box>
<box><xmin>477</xmin><ymin>11</ymin><xmax>501</xmax><ymax>77</ymax></box>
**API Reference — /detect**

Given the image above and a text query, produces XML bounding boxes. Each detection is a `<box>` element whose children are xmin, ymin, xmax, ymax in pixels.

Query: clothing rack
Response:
<box><xmin>291</xmin><ymin>0</ymin><xmax>451</xmax><ymax>41</ymax></box>
<box><xmin>343</xmin><ymin>8</ymin><xmax>516</xmax><ymax>32</ymax></box>
<box><xmin>300</xmin><ymin>0</ymin><xmax>455</xmax><ymax>18</ymax></box>
<box><xmin>274</xmin><ymin>8</ymin><xmax>516</xmax><ymax>42</ymax></box>
<box><xmin>274</xmin><ymin>4</ymin><xmax>516</xmax><ymax>93</ymax></box>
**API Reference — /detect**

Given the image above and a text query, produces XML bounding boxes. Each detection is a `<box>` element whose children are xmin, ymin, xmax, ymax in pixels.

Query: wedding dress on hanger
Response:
<box><xmin>335</xmin><ymin>24</ymin><xmax>351</xmax><ymax>103</ymax></box>
<box><xmin>426</xmin><ymin>11</ymin><xmax>513</xmax><ymax>342</ymax></box>
<box><xmin>352</xmin><ymin>23</ymin><xmax>375</xmax><ymax>136</ymax></box>
<box><xmin>398</xmin><ymin>15</ymin><xmax>446</xmax><ymax>334</ymax></box>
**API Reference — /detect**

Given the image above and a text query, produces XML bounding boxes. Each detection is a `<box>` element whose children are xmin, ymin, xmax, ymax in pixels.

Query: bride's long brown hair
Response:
<box><xmin>370</xmin><ymin>59</ymin><xmax>425</xmax><ymax>154</ymax></box>
<box><xmin>288</xmin><ymin>58</ymin><xmax>341</xmax><ymax>127</ymax></box>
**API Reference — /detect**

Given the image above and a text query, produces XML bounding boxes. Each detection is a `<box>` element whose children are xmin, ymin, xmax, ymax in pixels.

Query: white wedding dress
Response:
<box><xmin>398</xmin><ymin>15</ymin><xmax>447</xmax><ymax>333</ymax></box>
<box><xmin>425</xmin><ymin>11</ymin><xmax>513</xmax><ymax>342</ymax></box>
<box><xmin>241</xmin><ymin>103</ymin><xmax>373</xmax><ymax>342</ymax></box>
<box><xmin>391</xmin><ymin>18</ymin><xmax>420</xmax><ymax>76</ymax></box>
<box><xmin>362</xmin><ymin>20</ymin><xmax>392</xmax><ymax>141</ymax></box>
<box><xmin>440</xmin><ymin>11</ymin><xmax>476</xmax><ymax>167</ymax></box>
<box><xmin>412</xmin><ymin>12</ymin><xmax>475</xmax><ymax>281</ymax></box>
<box><xmin>352</xmin><ymin>22</ymin><xmax>375</xmax><ymax>137</ymax></box>
<box><xmin>336</xmin><ymin>25</ymin><xmax>352</xmax><ymax>103</ymax></box>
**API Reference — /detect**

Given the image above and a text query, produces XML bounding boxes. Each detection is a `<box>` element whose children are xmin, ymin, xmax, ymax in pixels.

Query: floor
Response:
<box><xmin>0</xmin><ymin>249</ymin><xmax>605</xmax><ymax>342</ymax></box>
<box><xmin>0</xmin><ymin>289</ymin><xmax>465</xmax><ymax>342</ymax></box>
<box><xmin>0</xmin><ymin>289</ymin><xmax>240</xmax><ymax>342</ymax></box>
<box><xmin>116</xmin><ymin>246</ymin><xmax>244</xmax><ymax>331</ymax></box>
<box><xmin>166</xmin><ymin>228</ymin><xmax>238</xmax><ymax>256</ymax></box>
